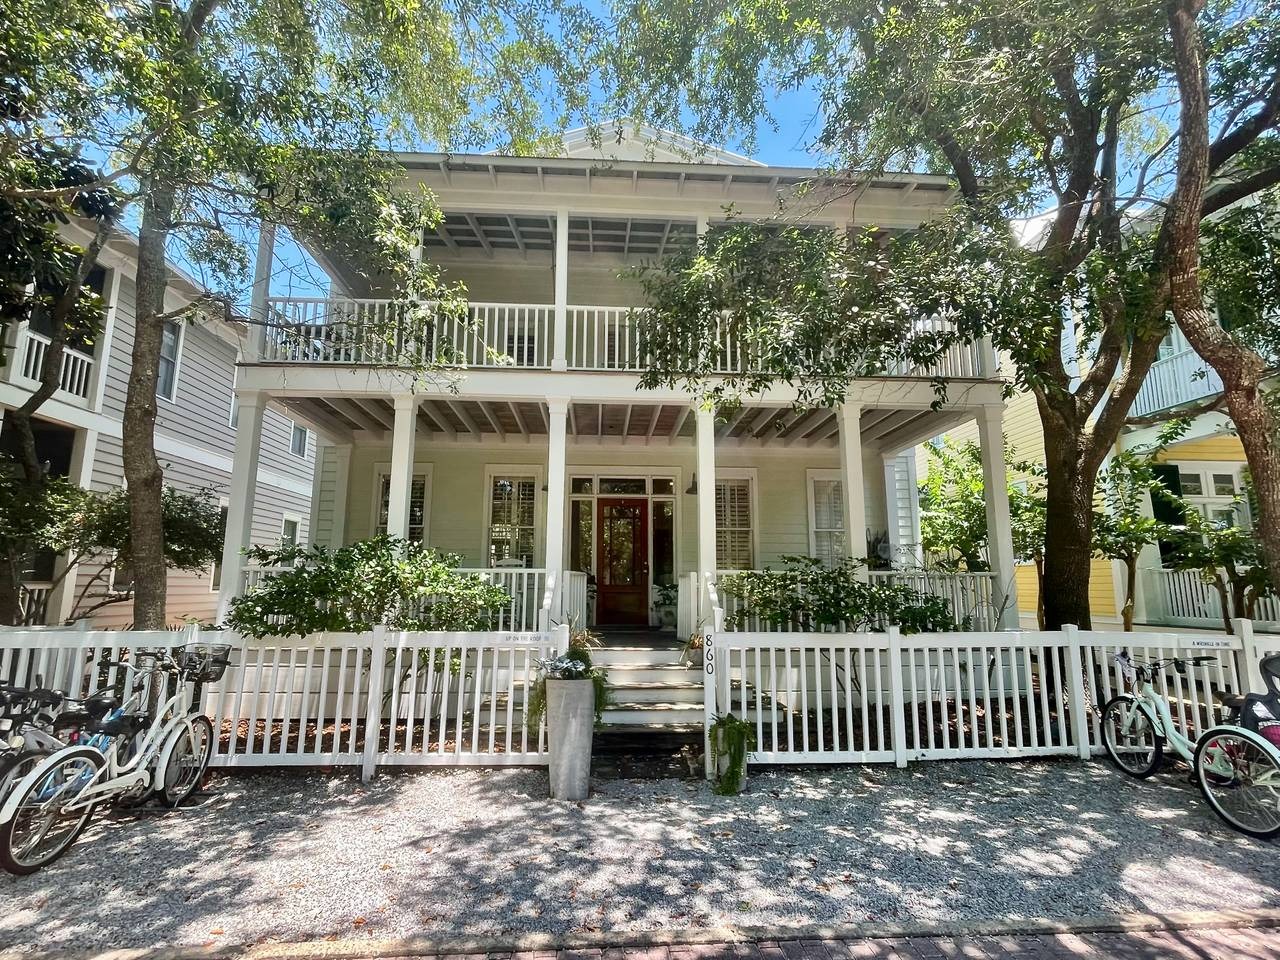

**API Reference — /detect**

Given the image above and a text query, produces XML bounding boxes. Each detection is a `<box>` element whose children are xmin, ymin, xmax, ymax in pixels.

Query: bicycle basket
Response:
<box><xmin>178</xmin><ymin>643</ymin><xmax>232</xmax><ymax>683</ymax></box>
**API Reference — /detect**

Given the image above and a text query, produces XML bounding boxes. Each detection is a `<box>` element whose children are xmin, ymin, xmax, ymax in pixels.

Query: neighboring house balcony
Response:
<box><xmin>0</xmin><ymin>321</ymin><xmax>103</xmax><ymax>411</ymax></box>
<box><xmin>1131</xmin><ymin>347</ymin><xmax>1225</xmax><ymax>419</ymax></box>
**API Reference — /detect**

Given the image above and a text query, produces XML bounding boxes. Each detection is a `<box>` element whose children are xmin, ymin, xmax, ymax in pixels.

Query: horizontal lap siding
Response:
<box><xmin>334</xmin><ymin>442</ymin><xmax>888</xmax><ymax>574</ymax></box>
<box><xmin>1157</xmin><ymin>436</ymin><xmax>1247</xmax><ymax>462</ymax></box>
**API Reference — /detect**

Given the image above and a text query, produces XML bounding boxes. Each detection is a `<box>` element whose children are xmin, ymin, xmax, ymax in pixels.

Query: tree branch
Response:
<box><xmin>1124</xmin><ymin>391</ymin><xmax>1227</xmax><ymax>426</ymax></box>
<box><xmin>1201</xmin><ymin>164</ymin><xmax>1280</xmax><ymax>217</ymax></box>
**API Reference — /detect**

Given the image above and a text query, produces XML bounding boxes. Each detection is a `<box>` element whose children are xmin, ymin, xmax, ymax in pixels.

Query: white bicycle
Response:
<box><xmin>1101</xmin><ymin>650</ymin><xmax>1280</xmax><ymax>838</ymax></box>
<box><xmin>0</xmin><ymin>643</ymin><xmax>229</xmax><ymax>874</ymax></box>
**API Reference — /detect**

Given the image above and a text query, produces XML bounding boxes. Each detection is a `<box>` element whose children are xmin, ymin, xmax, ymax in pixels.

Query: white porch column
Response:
<box><xmin>977</xmin><ymin>403</ymin><xmax>1019</xmax><ymax>629</ymax></box>
<box><xmin>387</xmin><ymin>394</ymin><xmax>419</xmax><ymax>542</ymax></box>
<box><xmin>837</xmin><ymin>401</ymin><xmax>868</xmax><ymax>576</ymax></box>
<box><xmin>695</xmin><ymin>407</ymin><xmax>718</xmax><ymax>621</ymax></box>
<box><xmin>217</xmin><ymin>390</ymin><xmax>266</xmax><ymax>622</ymax></box>
<box><xmin>543</xmin><ymin>397</ymin><xmax>569</xmax><ymax>623</ymax></box>
<box><xmin>50</xmin><ymin>428</ymin><xmax>99</xmax><ymax>623</ymax></box>
<box><xmin>552</xmin><ymin>208</ymin><xmax>569</xmax><ymax>371</ymax></box>
<box><xmin>249</xmin><ymin>220</ymin><xmax>277</xmax><ymax>359</ymax></box>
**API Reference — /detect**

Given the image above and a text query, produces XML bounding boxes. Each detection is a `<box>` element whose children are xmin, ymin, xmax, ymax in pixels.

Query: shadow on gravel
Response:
<box><xmin>1</xmin><ymin>759</ymin><xmax>1276</xmax><ymax>955</ymax></box>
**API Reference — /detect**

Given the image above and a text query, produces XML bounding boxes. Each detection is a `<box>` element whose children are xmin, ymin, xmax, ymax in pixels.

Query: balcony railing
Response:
<box><xmin>1131</xmin><ymin>348</ymin><xmax>1224</xmax><ymax>419</ymax></box>
<box><xmin>259</xmin><ymin>297</ymin><xmax>995</xmax><ymax>380</ymax></box>
<box><xmin>9</xmin><ymin>328</ymin><xmax>95</xmax><ymax>403</ymax></box>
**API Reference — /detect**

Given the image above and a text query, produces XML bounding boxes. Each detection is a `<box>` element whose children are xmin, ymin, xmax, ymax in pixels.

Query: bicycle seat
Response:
<box><xmin>1215</xmin><ymin>690</ymin><xmax>1247</xmax><ymax>711</ymax></box>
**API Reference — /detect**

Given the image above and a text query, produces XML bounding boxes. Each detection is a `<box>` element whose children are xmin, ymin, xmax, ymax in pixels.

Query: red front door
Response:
<box><xmin>596</xmin><ymin>498</ymin><xmax>649</xmax><ymax>625</ymax></box>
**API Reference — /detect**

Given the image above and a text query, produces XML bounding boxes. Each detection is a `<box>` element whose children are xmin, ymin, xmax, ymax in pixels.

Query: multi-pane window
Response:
<box><xmin>809</xmin><ymin>476</ymin><xmax>846</xmax><ymax>566</ymax></box>
<box><xmin>487</xmin><ymin>475</ymin><xmax>536</xmax><ymax>566</ymax></box>
<box><xmin>377</xmin><ymin>474</ymin><xmax>429</xmax><ymax>542</ymax></box>
<box><xmin>157</xmin><ymin>320</ymin><xmax>181</xmax><ymax>400</ymax></box>
<box><xmin>1171</xmin><ymin>466</ymin><xmax>1249</xmax><ymax>530</ymax></box>
<box><xmin>290</xmin><ymin>423</ymin><xmax>308</xmax><ymax>457</ymax></box>
<box><xmin>715</xmin><ymin>478</ymin><xmax>754</xmax><ymax>570</ymax></box>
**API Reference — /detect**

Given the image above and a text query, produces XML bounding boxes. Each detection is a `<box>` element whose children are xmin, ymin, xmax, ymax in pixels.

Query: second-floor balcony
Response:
<box><xmin>256</xmin><ymin>296</ymin><xmax>996</xmax><ymax>381</ymax></box>
<box><xmin>1</xmin><ymin>323</ymin><xmax>97</xmax><ymax>407</ymax></box>
<box><xmin>1131</xmin><ymin>347</ymin><xmax>1224</xmax><ymax>419</ymax></box>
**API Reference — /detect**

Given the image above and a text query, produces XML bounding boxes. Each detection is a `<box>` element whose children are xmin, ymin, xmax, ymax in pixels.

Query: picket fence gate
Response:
<box><xmin>0</xmin><ymin>623</ymin><xmax>569</xmax><ymax>781</ymax></box>
<box><xmin>704</xmin><ymin>620</ymin><xmax>1280</xmax><ymax>770</ymax></box>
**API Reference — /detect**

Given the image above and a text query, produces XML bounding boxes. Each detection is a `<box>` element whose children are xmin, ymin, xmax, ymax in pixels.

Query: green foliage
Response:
<box><xmin>1202</xmin><ymin>188</ymin><xmax>1280</xmax><ymax>358</ymax></box>
<box><xmin>719</xmin><ymin>556</ymin><xmax>956</xmax><ymax>634</ymax></box>
<box><xmin>633</xmin><ymin>221</ymin><xmax>990</xmax><ymax>407</ymax></box>
<box><xmin>1092</xmin><ymin>453</ymin><xmax>1175</xmax><ymax>568</ymax></box>
<box><xmin>918</xmin><ymin>437</ymin><xmax>1046</xmax><ymax>572</ymax></box>
<box><xmin>225</xmin><ymin>536</ymin><xmax>512</xmax><ymax>639</ymax></box>
<box><xmin>708</xmin><ymin>712</ymin><xmax>755</xmax><ymax>795</ymax></box>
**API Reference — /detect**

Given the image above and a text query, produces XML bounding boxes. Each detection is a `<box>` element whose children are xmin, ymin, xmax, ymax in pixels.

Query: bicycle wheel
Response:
<box><xmin>1194</xmin><ymin>727</ymin><xmax>1280</xmax><ymax>839</ymax></box>
<box><xmin>0</xmin><ymin>746</ymin><xmax>103</xmax><ymax>875</ymax></box>
<box><xmin>0</xmin><ymin>749</ymin><xmax>51</xmax><ymax>808</ymax></box>
<box><xmin>157</xmin><ymin>715</ymin><xmax>213</xmax><ymax>808</ymax></box>
<box><xmin>1100</xmin><ymin>695</ymin><xmax>1163</xmax><ymax>778</ymax></box>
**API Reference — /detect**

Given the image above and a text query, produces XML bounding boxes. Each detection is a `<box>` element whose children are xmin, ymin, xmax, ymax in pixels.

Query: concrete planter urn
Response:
<box><xmin>546</xmin><ymin>677</ymin><xmax>594</xmax><ymax>800</ymax></box>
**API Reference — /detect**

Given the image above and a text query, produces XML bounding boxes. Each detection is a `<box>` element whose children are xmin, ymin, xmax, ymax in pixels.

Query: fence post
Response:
<box><xmin>703</xmin><ymin>628</ymin><xmax>716</xmax><ymax>780</ymax></box>
<box><xmin>1063</xmin><ymin>624</ymin><xmax>1091</xmax><ymax>760</ymax></box>
<box><xmin>887</xmin><ymin>626</ymin><xmax>908</xmax><ymax>768</ymax></box>
<box><xmin>1236</xmin><ymin>618</ymin><xmax>1264</xmax><ymax>693</ymax></box>
<box><xmin>362</xmin><ymin>625</ymin><xmax>387</xmax><ymax>783</ymax></box>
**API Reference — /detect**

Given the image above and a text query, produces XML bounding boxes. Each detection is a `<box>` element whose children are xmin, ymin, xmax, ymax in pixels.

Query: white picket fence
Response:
<box><xmin>0</xmin><ymin>624</ymin><xmax>569</xmax><ymax>780</ymax></box>
<box><xmin>704</xmin><ymin>620</ymin><xmax>1280</xmax><ymax>769</ymax></box>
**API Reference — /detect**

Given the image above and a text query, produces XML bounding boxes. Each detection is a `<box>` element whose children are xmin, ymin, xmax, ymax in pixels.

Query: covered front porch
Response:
<box><xmin>217</xmin><ymin>384</ymin><xmax>1019</xmax><ymax>636</ymax></box>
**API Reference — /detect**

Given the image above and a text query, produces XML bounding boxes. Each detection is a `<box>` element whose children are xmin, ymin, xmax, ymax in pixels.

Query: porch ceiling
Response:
<box><xmin>279</xmin><ymin>396</ymin><xmax>974</xmax><ymax>454</ymax></box>
<box><xmin>422</xmin><ymin>213</ymin><xmax>700</xmax><ymax>257</ymax></box>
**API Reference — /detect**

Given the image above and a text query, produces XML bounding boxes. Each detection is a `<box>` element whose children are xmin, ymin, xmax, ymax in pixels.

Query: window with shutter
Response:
<box><xmin>715</xmin><ymin>478</ymin><xmax>754</xmax><ymax>569</ymax></box>
<box><xmin>488</xmin><ymin>475</ymin><xmax>537</xmax><ymax>566</ymax></box>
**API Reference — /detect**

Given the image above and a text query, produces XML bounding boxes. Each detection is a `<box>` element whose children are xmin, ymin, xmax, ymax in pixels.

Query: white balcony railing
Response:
<box><xmin>258</xmin><ymin>297</ymin><xmax>995</xmax><ymax>380</ymax></box>
<box><xmin>1143</xmin><ymin>567</ymin><xmax>1280</xmax><ymax>629</ymax></box>
<box><xmin>260</xmin><ymin>298</ymin><xmax>552</xmax><ymax>368</ymax></box>
<box><xmin>14</xmin><ymin>328</ymin><xmax>95</xmax><ymax>402</ymax></box>
<box><xmin>1131</xmin><ymin>348</ymin><xmax>1224</xmax><ymax>418</ymax></box>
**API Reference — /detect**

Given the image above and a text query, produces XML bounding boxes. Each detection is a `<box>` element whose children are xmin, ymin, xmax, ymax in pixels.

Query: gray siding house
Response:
<box><xmin>0</xmin><ymin>223</ymin><xmax>315</xmax><ymax>627</ymax></box>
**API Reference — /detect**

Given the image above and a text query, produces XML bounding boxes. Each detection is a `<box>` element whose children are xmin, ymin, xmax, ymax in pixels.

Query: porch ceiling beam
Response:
<box><xmin>350</xmin><ymin>398</ymin><xmax>393</xmax><ymax>430</ymax></box>
<box><xmin>863</xmin><ymin>410</ymin><xmax>921</xmax><ymax>445</ymax></box>
<box><xmin>646</xmin><ymin>404</ymin><xmax>663</xmax><ymax>441</ymax></box>
<box><xmin>433</xmin><ymin>223</ymin><xmax>458</xmax><ymax>251</ymax></box>
<box><xmin>597</xmin><ymin>402</ymin><xmax>604</xmax><ymax>437</ymax></box>
<box><xmin>464</xmin><ymin>214</ymin><xmax>493</xmax><ymax>257</ymax></box>
<box><xmin>445</xmin><ymin>399</ymin><xmax>485</xmax><ymax>440</ymax></box>
<box><xmin>567</xmin><ymin>403</ymin><xmax>577</xmax><ymax>436</ymax></box>
<box><xmin>622</xmin><ymin>404</ymin><xmax>633</xmax><ymax>437</ymax></box>
<box><xmin>781</xmin><ymin>409</ymin><xmax>834</xmax><ymax>446</ymax></box>
<box><xmin>669</xmin><ymin>406</ymin><xmax>692</xmax><ymax>443</ymax></box>
<box><xmin>717</xmin><ymin>405</ymin><xmax>752</xmax><ymax>439</ymax></box>
<box><xmin>477</xmin><ymin>401</ymin><xmax>507</xmax><ymax>440</ymax></box>
<box><xmin>278</xmin><ymin>399</ymin><xmax>354</xmax><ymax>445</ymax></box>
<box><xmin>751</xmin><ymin>407</ymin><xmax>788</xmax><ymax>438</ymax></box>
<box><xmin>326</xmin><ymin>398</ymin><xmax>387</xmax><ymax>436</ymax></box>
<box><xmin>416</xmin><ymin>399</ymin><xmax>457</xmax><ymax>441</ymax></box>
<box><xmin>656</xmin><ymin>221</ymin><xmax>672</xmax><ymax>260</ymax></box>
<box><xmin>872</xmin><ymin>410</ymin><xmax>971</xmax><ymax>457</ymax></box>
<box><xmin>509</xmin><ymin>401</ymin><xmax>529</xmax><ymax>437</ymax></box>
<box><xmin>506</xmin><ymin>216</ymin><xmax>527</xmax><ymax>257</ymax></box>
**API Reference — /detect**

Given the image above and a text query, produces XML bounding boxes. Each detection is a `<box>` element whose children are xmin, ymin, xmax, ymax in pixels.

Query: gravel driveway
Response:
<box><xmin>1</xmin><ymin>759</ymin><xmax>1276</xmax><ymax>955</ymax></box>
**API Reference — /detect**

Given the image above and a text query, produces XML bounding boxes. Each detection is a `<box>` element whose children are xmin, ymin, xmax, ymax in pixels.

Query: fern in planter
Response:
<box><xmin>525</xmin><ymin>626</ymin><xmax>611</xmax><ymax>733</ymax></box>
<box><xmin>708</xmin><ymin>713</ymin><xmax>756</xmax><ymax>795</ymax></box>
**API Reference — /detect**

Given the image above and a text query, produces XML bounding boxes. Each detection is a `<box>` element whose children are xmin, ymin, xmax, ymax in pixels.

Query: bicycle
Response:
<box><xmin>0</xmin><ymin>685</ymin><xmax>69</xmax><ymax>805</ymax></box>
<box><xmin>1192</xmin><ymin>653</ymin><xmax>1280</xmax><ymax>839</ymax></box>
<box><xmin>0</xmin><ymin>642</ymin><xmax>230</xmax><ymax>875</ymax></box>
<box><xmin>1099</xmin><ymin>651</ymin><xmax>1220</xmax><ymax>778</ymax></box>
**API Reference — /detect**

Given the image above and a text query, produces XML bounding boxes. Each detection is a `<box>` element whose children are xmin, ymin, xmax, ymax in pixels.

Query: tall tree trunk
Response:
<box><xmin>1165</xmin><ymin>0</ymin><xmax>1280</xmax><ymax>598</ymax></box>
<box><xmin>123</xmin><ymin>184</ymin><xmax>176</xmax><ymax>628</ymax></box>
<box><xmin>1123</xmin><ymin>555</ymin><xmax>1137</xmax><ymax>631</ymax></box>
<box><xmin>1040</xmin><ymin>409</ymin><xmax>1095</xmax><ymax>629</ymax></box>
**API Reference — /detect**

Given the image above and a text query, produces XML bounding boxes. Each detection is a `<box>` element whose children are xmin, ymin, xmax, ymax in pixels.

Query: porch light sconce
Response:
<box><xmin>541</xmin><ymin>483</ymin><xmax>549</xmax><ymax>492</ymax></box>
<box><xmin>685</xmin><ymin>474</ymin><xmax>698</xmax><ymax>495</ymax></box>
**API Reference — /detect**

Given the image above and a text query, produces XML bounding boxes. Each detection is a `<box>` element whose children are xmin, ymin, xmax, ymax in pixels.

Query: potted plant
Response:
<box><xmin>652</xmin><ymin>580</ymin><xmax>679</xmax><ymax>628</ymax></box>
<box><xmin>708</xmin><ymin>713</ymin><xmax>755</xmax><ymax>795</ymax></box>
<box><xmin>680</xmin><ymin>627</ymin><xmax>705</xmax><ymax>668</ymax></box>
<box><xmin>527</xmin><ymin>628</ymin><xmax>610</xmax><ymax>801</ymax></box>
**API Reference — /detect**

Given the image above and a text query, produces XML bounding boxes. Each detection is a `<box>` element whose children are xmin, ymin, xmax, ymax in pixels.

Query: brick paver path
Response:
<box><xmin>384</xmin><ymin>926</ymin><xmax>1280</xmax><ymax>960</ymax></box>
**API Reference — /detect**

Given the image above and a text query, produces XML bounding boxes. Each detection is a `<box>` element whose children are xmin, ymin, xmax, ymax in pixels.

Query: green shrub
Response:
<box><xmin>719</xmin><ymin>556</ymin><xmax>955</xmax><ymax>633</ymax></box>
<box><xmin>225</xmin><ymin>535</ymin><xmax>511</xmax><ymax>639</ymax></box>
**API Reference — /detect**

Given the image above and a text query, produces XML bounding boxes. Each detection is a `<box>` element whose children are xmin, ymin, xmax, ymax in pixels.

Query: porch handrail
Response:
<box><xmin>18</xmin><ymin>327</ymin><xmax>95</xmax><ymax>401</ymax></box>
